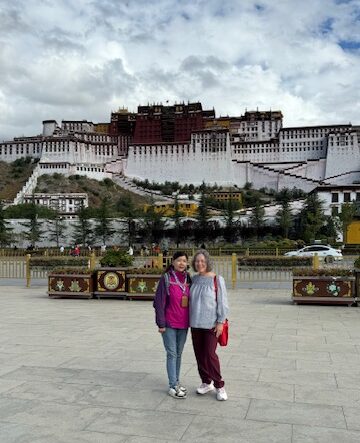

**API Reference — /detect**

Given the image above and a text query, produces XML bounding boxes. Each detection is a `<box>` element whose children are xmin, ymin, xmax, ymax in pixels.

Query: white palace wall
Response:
<box><xmin>125</xmin><ymin>135</ymin><xmax>235</xmax><ymax>186</ymax></box>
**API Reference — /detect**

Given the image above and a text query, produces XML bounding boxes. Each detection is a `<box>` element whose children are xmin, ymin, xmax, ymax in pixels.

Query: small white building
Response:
<box><xmin>23</xmin><ymin>193</ymin><xmax>88</xmax><ymax>218</ymax></box>
<box><xmin>314</xmin><ymin>185</ymin><xmax>360</xmax><ymax>217</ymax></box>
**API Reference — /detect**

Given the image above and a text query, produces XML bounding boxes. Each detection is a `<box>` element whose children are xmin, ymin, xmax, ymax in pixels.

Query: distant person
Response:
<box><xmin>153</xmin><ymin>252</ymin><xmax>191</xmax><ymax>399</ymax></box>
<box><xmin>59</xmin><ymin>245</ymin><xmax>64</xmax><ymax>255</ymax></box>
<box><xmin>101</xmin><ymin>244</ymin><xmax>106</xmax><ymax>254</ymax></box>
<box><xmin>127</xmin><ymin>245</ymin><xmax>134</xmax><ymax>256</ymax></box>
<box><xmin>73</xmin><ymin>245</ymin><xmax>80</xmax><ymax>256</ymax></box>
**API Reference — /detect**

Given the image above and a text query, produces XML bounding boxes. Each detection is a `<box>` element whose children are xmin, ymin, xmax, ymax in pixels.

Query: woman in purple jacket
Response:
<box><xmin>153</xmin><ymin>251</ymin><xmax>191</xmax><ymax>399</ymax></box>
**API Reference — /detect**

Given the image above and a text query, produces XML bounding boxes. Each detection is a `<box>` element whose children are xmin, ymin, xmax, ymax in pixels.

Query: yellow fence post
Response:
<box><xmin>158</xmin><ymin>253</ymin><xmax>163</xmax><ymax>269</ymax></box>
<box><xmin>26</xmin><ymin>254</ymin><xmax>31</xmax><ymax>288</ymax></box>
<box><xmin>245</xmin><ymin>248</ymin><xmax>250</xmax><ymax>257</ymax></box>
<box><xmin>231</xmin><ymin>253</ymin><xmax>237</xmax><ymax>289</ymax></box>
<box><xmin>89</xmin><ymin>252</ymin><xmax>96</xmax><ymax>272</ymax></box>
<box><xmin>313</xmin><ymin>253</ymin><xmax>319</xmax><ymax>270</ymax></box>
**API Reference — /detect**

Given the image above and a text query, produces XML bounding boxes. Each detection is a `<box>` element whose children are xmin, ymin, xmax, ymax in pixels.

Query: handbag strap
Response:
<box><xmin>214</xmin><ymin>275</ymin><xmax>218</xmax><ymax>301</ymax></box>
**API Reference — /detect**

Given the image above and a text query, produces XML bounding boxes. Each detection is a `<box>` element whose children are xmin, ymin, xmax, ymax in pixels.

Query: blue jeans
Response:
<box><xmin>162</xmin><ymin>327</ymin><xmax>188</xmax><ymax>389</ymax></box>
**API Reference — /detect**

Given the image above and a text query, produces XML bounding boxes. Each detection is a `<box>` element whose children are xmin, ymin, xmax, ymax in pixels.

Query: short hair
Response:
<box><xmin>192</xmin><ymin>249</ymin><xmax>213</xmax><ymax>272</ymax></box>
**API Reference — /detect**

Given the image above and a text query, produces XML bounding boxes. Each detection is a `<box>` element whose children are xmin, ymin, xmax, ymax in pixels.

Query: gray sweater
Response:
<box><xmin>190</xmin><ymin>275</ymin><xmax>229</xmax><ymax>329</ymax></box>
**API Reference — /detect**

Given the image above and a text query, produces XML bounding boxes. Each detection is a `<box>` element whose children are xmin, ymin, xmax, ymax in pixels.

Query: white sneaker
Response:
<box><xmin>216</xmin><ymin>387</ymin><xmax>228</xmax><ymax>401</ymax></box>
<box><xmin>196</xmin><ymin>382</ymin><xmax>215</xmax><ymax>395</ymax></box>
<box><xmin>177</xmin><ymin>384</ymin><xmax>187</xmax><ymax>393</ymax></box>
<box><xmin>168</xmin><ymin>387</ymin><xmax>186</xmax><ymax>399</ymax></box>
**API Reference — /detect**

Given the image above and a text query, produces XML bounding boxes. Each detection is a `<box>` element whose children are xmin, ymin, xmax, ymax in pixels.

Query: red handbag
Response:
<box><xmin>214</xmin><ymin>276</ymin><xmax>229</xmax><ymax>347</ymax></box>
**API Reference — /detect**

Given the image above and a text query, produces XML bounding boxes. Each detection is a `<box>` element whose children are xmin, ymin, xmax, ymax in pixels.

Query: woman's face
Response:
<box><xmin>173</xmin><ymin>255</ymin><xmax>188</xmax><ymax>272</ymax></box>
<box><xmin>194</xmin><ymin>254</ymin><xmax>207</xmax><ymax>274</ymax></box>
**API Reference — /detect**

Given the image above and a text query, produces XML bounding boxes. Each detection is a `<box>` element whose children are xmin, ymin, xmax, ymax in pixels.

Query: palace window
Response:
<box><xmin>331</xmin><ymin>193</ymin><xmax>339</xmax><ymax>203</ymax></box>
<box><xmin>343</xmin><ymin>193</ymin><xmax>351</xmax><ymax>202</ymax></box>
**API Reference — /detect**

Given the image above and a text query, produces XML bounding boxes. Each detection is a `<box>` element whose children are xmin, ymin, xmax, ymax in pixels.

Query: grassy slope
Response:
<box><xmin>0</xmin><ymin>159</ymin><xmax>36</xmax><ymax>200</ymax></box>
<box><xmin>35</xmin><ymin>173</ymin><xmax>149</xmax><ymax>210</ymax></box>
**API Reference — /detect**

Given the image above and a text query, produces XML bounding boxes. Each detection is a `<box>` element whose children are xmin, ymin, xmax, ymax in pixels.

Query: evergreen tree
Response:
<box><xmin>298</xmin><ymin>193</ymin><xmax>325</xmax><ymax>243</ymax></box>
<box><xmin>94</xmin><ymin>196</ymin><xmax>115</xmax><ymax>246</ymax></box>
<box><xmin>116</xmin><ymin>194</ymin><xmax>139</xmax><ymax>246</ymax></box>
<box><xmin>20</xmin><ymin>199</ymin><xmax>44</xmax><ymax>247</ymax></box>
<box><xmin>339</xmin><ymin>202</ymin><xmax>357</xmax><ymax>243</ymax></box>
<box><xmin>249</xmin><ymin>202</ymin><xmax>265</xmax><ymax>239</ymax></box>
<box><xmin>48</xmin><ymin>213</ymin><xmax>67</xmax><ymax>247</ymax></box>
<box><xmin>276</xmin><ymin>200</ymin><xmax>293</xmax><ymax>238</ymax></box>
<box><xmin>72</xmin><ymin>202</ymin><xmax>93</xmax><ymax>247</ymax></box>
<box><xmin>0</xmin><ymin>201</ymin><xmax>13</xmax><ymax>246</ymax></box>
<box><xmin>194</xmin><ymin>187</ymin><xmax>209</xmax><ymax>244</ymax></box>
<box><xmin>223</xmin><ymin>197</ymin><xmax>239</xmax><ymax>243</ymax></box>
<box><xmin>141</xmin><ymin>195</ymin><xmax>168</xmax><ymax>244</ymax></box>
<box><xmin>173</xmin><ymin>194</ymin><xmax>184</xmax><ymax>247</ymax></box>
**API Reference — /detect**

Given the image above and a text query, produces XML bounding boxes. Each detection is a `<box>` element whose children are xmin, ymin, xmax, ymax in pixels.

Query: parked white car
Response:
<box><xmin>284</xmin><ymin>245</ymin><xmax>343</xmax><ymax>263</ymax></box>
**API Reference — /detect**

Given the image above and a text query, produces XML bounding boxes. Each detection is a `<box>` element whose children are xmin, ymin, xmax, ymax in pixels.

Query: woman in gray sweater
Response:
<box><xmin>190</xmin><ymin>249</ymin><xmax>229</xmax><ymax>401</ymax></box>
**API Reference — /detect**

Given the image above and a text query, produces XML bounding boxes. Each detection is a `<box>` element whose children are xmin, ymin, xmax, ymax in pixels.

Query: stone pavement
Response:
<box><xmin>1</xmin><ymin>286</ymin><xmax>360</xmax><ymax>442</ymax></box>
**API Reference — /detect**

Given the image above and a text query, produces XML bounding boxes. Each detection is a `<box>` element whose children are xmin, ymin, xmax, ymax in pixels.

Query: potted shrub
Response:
<box><xmin>126</xmin><ymin>267</ymin><xmax>162</xmax><ymax>301</ymax></box>
<box><xmin>48</xmin><ymin>267</ymin><xmax>94</xmax><ymax>299</ymax></box>
<box><xmin>94</xmin><ymin>250</ymin><xmax>134</xmax><ymax>299</ymax></box>
<box><xmin>292</xmin><ymin>267</ymin><xmax>355</xmax><ymax>306</ymax></box>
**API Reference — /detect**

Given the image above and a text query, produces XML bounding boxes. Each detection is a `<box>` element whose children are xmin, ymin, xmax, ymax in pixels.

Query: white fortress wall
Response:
<box><xmin>125</xmin><ymin>131</ymin><xmax>235</xmax><ymax>185</ymax></box>
<box><xmin>324</xmin><ymin>131</ymin><xmax>360</xmax><ymax>179</ymax></box>
<box><xmin>323</xmin><ymin>171</ymin><xmax>360</xmax><ymax>185</ymax></box>
<box><xmin>0</xmin><ymin>138</ymin><xmax>43</xmax><ymax>162</ymax></box>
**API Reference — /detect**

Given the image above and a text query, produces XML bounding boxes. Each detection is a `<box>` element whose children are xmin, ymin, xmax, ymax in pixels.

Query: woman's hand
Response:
<box><xmin>158</xmin><ymin>327</ymin><xmax>166</xmax><ymax>333</ymax></box>
<box><xmin>214</xmin><ymin>323</ymin><xmax>223</xmax><ymax>338</ymax></box>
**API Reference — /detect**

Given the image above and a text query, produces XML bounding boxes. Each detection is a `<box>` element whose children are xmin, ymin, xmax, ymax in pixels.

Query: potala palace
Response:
<box><xmin>1</xmin><ymin>102</ymin><xmax>359</xmax><ymax>205</ymax></box>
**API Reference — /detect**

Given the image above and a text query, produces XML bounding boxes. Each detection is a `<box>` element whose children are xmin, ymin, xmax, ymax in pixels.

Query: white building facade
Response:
<box><xmin>1</xmin><ymin>110</ymin><xmax>360</xmax><ymax>196</ymax></box>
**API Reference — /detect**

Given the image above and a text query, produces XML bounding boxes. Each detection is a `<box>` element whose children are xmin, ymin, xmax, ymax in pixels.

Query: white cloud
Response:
<box><xmin>0</xmin><ymin>0</ymin><xmax>360</xmax><ymax>139</ymax></box>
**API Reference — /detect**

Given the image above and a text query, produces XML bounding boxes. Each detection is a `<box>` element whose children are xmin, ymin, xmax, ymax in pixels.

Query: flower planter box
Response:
<box><xmin>292</xmin><ymin>276</ymin><xmax>356</xmax><ymax>306</ymax></box>
<box><xmin>48</xmin><ymin>273</ymin><xmax>93</xmax><ymax>299</ymax></box>
<box><xmin>94</xmin><ymin>268</ymin><xmax>129</xmax><ymax>299</ymax></box>
<box><xmin>126</xmin><ymin>274</ymin><xmax>161</xmax><ymax>301</ymax></box>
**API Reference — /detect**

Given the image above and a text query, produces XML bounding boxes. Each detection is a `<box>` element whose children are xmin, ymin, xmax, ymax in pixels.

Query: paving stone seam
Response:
<box><xmin>0</xmin><ymin>393</ymin><xmax>168</xmax><ymax>412</ymax></box>
<box><xmin>245</xmin><ymin>416</ymin><xmax>347</xmax><ymax>430</ymax></box>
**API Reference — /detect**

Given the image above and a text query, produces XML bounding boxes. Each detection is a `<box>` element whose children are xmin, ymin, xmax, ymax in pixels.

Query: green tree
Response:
<box><xmin>276</xmin><ymin>200</ymin><xmax>293</xmax><ymax>238</ymax></box>
<box><xmin>339</xmin><ymin>202</ymin><xmax>357</xmax><ymax>243</ymax></box>
<box><xmin>20</xmin><ymin>199</ymin><xmax>44</xmax><ymax>247</ymax></box>
<box><xmin>94</xmin><ymin>196</ymin><xmax>115</xmax><ymax>246</ymax></box>
<box><xmin>298</xmin><ymin>194</ymin><xmax>325</xmax><ymax>243</ymax></box>
<box><xmin>249</xmin><ymin>202</ymin><xmax>265</xmax><ymax>239</ymax></box>
<box><xmin>140</xmin><ymin>195</ymin><xmax>167</xmax><ymax>244</ymax></box>
<box><xmin>72</xmin><ymin>202</ymin><xmax>93</xmax><ymax>247</ymax></box>
<box><xmin>223</xmin><ymin>197</ymin><xmax>240</xmax><ymax>243</ymax></box>
<box><xmin>172</xmin><ymin>194</ymin><xmax>184</xmax><ymax>247</ymax></box>
<box><xmin>48</xmin><ymin>213</ymin><xmax>67</xmax><ymax>247</ymax></box>
<box><xmin>0</xmin><ymin>201</ymin><xmax>13</xmax><ymax>246</ymax></box>
<box><xmin>116</xmin><ymin>194</ymin><xmax>139</xmax><ymax>246</ymax></box>
<box><xmin>194</xmin><ymin>187</ymin><xmax>209</xmax><ymax>244</ymax></box>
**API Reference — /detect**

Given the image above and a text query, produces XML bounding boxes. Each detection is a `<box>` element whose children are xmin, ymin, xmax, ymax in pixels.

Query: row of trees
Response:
<box><xmin>0</xmin><ymin>190</ymin><xmax>357</xmax><ymax>248</ymax></box>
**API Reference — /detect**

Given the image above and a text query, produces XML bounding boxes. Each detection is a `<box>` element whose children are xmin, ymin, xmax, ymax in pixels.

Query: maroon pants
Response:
<box><xmin>191</xmin><ymin>327</ymin><xmax>225</xmax><ymax>389</ymax></box>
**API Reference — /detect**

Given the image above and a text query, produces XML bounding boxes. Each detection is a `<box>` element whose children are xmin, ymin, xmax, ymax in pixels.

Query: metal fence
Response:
<box><xmin>0</xmin><ymin>253</ymin><xmax>357</xmax><ymax>289</ymax></box>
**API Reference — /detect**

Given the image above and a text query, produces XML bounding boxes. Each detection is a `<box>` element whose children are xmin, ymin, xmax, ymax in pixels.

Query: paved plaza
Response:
<box><xmin>1</xmin><ymin>286</ymin><xmax>360</xmax><ymax>442</ymax></box>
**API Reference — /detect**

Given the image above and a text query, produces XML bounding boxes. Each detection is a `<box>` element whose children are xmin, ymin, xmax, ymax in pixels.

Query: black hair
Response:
<box><xmin>165</xmin><ymin>251</ymin><xmax>189</xmax><ymax>273</ymax></box>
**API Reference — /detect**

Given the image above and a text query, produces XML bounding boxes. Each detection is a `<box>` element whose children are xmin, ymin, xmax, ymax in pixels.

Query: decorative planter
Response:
<box><xmin>48</xmin><ymin>273</ymin><xmax>93</xmax><ymax>299</ymax></box>
<box><xmin>292</xmin><ymin>276</ymin><xmax>356</xmax><ymax>306</ymax></box>
<box><xmin>126</xmin><ymin>274</ymin><xmax>161</xmax><ymax>300</ymax></box>
<box><xmin>94</xmin><ymin>268</ymin><xmax>129</xmax><ymax>299</ymax></box>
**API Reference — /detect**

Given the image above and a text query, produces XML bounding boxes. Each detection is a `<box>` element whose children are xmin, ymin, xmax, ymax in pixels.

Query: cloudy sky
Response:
<box><xmin>0</xmin><ymin>0</ymin><xmax>360</xmax><ymax>140</ymax></box>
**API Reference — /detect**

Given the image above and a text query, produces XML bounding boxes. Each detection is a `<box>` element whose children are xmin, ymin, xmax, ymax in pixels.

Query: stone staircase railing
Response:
<box><xmin>13</xmin><ymin>163</ymin><xmax>41</xmax><ymax>205</ymax></box>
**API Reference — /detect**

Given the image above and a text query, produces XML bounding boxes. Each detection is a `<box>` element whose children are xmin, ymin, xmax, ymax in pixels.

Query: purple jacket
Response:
<box><xmin>153</xmin><ymin>271</ymin><xmax>191</xmax><ymax>328</ymax></box>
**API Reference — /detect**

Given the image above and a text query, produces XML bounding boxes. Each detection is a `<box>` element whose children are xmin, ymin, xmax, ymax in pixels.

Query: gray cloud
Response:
<box><xmin>0</xmin><ymin>0</ymin><xmax>360</xmax><ymax>140</ymax></box>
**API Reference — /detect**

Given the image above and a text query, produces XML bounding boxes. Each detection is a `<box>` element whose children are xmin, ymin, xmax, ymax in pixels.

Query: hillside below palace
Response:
<box><xmin>1</xmin><ymin>102</ymin><xmax>359</xmax><ymax>201</ymax></box>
